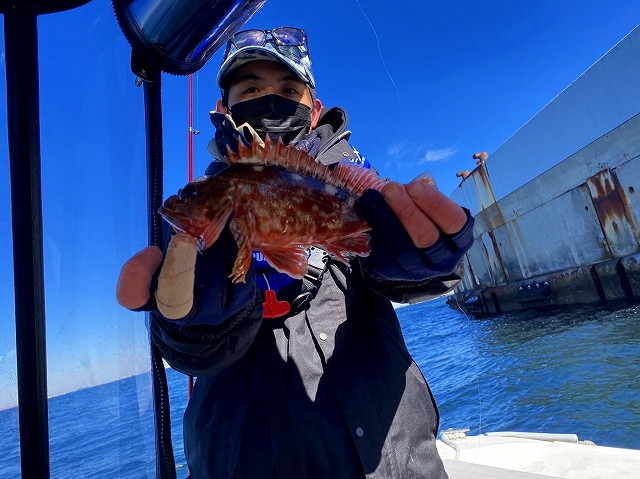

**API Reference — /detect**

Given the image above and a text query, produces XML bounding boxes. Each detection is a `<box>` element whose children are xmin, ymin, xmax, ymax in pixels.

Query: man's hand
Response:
<box><xmin>358</xmin><ymin>175</ymin><xmax>473</xmax><ymax>282</ymax></box>
<box><xmin>381</xmin><ymin>178</ymin><xmax>468</xmax><ymax>249</ymax></box>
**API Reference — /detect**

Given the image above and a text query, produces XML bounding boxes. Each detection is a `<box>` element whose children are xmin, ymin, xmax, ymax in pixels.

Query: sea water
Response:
<box><xmin>1</xmin><ymin>297</ymin><xmax>639</xmax><ymax>477</ymax></box>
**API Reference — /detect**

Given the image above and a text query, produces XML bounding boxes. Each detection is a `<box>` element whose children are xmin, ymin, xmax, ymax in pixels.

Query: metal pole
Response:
<box><xmin>142</xmin><ymin>69</ymin><xmax>177</xmax><ymax>479</ymax></box>
<box><xmin>4</xmin><ymin>12</ymin><xmax>51</xmax><ymax>479</ymax></box>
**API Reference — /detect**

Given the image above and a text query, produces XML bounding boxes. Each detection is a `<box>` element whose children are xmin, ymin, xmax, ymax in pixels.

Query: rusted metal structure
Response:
<box><xmin>448</xmin><ymin>24</ymin><xmax>640</xmax><ymax>316</ymax></box>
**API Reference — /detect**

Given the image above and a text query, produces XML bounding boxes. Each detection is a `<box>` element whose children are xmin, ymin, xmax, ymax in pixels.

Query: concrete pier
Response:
<box><xmin>448</xmin><ymin>25</ymin><xmax>640</xmax><ymax>316</ymax></box>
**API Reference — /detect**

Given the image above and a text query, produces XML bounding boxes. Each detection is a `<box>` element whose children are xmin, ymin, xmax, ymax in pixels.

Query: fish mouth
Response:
<box><xmin>158</xmin><ymin>206</ymin><xmax>197</xmax><ymax>235</ymax></box>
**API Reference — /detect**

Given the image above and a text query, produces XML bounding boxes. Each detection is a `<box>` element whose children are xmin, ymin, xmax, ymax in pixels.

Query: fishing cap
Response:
<box><xmin>217</xmin><ymin>27</ymin><xmax>315</xmax><ymax>90</ymax></box>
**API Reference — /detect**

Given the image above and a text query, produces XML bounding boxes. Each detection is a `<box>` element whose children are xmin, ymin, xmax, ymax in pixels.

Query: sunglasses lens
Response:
<box><xmin>272</xmin><ymin>27</ymin><xmax>305</xmax><ymax>46</ymax></box>
<box><xmin>233</xmin><ymin>29</ymin><xmax>266</xmax><ymax>49</ymax></box>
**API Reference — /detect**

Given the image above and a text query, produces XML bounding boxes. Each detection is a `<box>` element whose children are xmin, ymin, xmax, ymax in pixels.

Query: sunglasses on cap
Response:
<box><xmin>223</xmin><ymin>27</ymin><xmax>308</xmax><ymax>60</ymax></box>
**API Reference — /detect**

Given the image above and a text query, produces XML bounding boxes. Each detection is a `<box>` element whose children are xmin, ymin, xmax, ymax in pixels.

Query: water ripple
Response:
<box><xmin>397</xmin><ymin>298</ymin><xmax>640</xmax><ymax>448</ymax></box>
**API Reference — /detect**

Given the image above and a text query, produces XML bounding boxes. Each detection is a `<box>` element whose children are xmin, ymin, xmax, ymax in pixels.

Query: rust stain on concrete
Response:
<box><xmin>587</xmin><ymin>169</ymin><xmax>639</xmax><ymax>242</ymax></box>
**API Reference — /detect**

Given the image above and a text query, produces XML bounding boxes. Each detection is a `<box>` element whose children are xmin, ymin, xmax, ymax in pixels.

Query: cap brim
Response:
<box><xmin>216</xmin><ymin>45</ymin><xmax>314</xmax><ymax>90</ymax></box>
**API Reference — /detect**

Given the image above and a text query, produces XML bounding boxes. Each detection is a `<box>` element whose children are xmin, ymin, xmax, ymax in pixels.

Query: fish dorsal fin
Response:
<box><xmin>226</xmin><ymin>136</ymin><xmax>333</xmax><ymax>183</ymax></box>
<box><xmin>329</xmin><ymin>160</ymin><xmax>385</xmax><ymax>197</ymax></box>
<box><xmin>226</xmin><ymin>137</ymin><xmax>384</xmax><ymax>197</ymax></box>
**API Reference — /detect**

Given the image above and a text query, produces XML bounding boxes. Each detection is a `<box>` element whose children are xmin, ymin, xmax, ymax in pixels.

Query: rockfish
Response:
<box><xmin>159</xmin><ymin>138</ymin><xmax>385</xmax><ymax>283</ymax></box>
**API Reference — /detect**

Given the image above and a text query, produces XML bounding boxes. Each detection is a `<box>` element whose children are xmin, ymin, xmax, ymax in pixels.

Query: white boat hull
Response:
<box><xmin>437</xmin><ymin>430</ymin><xmax>640</xmax><ymax>478</ymax></box>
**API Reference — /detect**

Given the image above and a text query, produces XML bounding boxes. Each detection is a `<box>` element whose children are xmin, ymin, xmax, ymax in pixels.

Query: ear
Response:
<box><xmin>310</xmin><ymin>98</ymin><xmax>323</xmax><ymax>129</ymax></box>
<box><xmin>216</xmin><ymin>98</ymin><xmax>228</xmax><ymax>114</ymax></box>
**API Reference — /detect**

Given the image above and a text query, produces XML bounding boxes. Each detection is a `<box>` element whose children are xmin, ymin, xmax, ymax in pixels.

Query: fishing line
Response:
<box><xmin>195</xmin><ymin>73</ymin><xmax>200</xmax><ymax>135</ymax></box>
<box><xmin>453</xmin><ymin>293</ymin><xmax>484</xmax><ymax>437</ymax></box>
<box><xmin>354</xmin><ymin>0</ymin><xmax>401</xmax><ymax>102</ymax></box>
<box><xmin>195</xmin><ymin>72</ymin><xmax>201</xmax><ymax>169</ymax></box>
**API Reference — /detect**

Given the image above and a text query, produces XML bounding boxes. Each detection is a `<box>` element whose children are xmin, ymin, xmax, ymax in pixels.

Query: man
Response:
<box><xmin>117</xmin><ymin>27</ymin><xmax>473</xmax><ymax>479</ymax></box>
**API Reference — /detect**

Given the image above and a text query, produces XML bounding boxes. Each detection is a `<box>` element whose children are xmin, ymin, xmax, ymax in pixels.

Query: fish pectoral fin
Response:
<box><xmin>200</xmin><ymin>202</ymin><xmax>233</xmax><ymax>249</ymax></box>
<box><xmin>261</xmin><ymin>246</ymin><xmax>309</xmax><ymax>280</ymax></box>
<box><xmin>323</xmin><ymin>232</ymin><xmax>371</xmax><ymax>263</ymax></box>
<box><xmin>229</xmin><ymin>213</ymin><xmax>256</xmax><ymax>283</ymax></box>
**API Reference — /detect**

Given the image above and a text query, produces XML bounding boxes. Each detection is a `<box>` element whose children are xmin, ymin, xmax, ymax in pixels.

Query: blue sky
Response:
<box><xmin>0</xmin><ymin>0</ymin><xmax>638</xmax><ymax>409</ymax></box>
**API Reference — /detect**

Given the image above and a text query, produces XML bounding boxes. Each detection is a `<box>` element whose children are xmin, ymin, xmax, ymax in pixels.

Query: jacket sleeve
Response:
<box><xmin>320</xmin><ymin>139</ymin><xmax>475</xmax><ymax>303</ymax></box>
<box><xmin>356</xmin><ymin>189</ymin><xmax>475</xmax><ymax>304</ymax></box>
<box><xmin>149</xmin><ymin>222</ymin><xmax>263</xmax><ymax>377</ymax></box>
<box><xmin>358</xmin><ymin>265</ymin><xmax>463</xmax><ymax>304</ymax></box>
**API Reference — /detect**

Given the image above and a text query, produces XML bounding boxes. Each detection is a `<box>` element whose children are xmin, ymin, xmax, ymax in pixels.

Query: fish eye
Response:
<box><xmin>178</xmin><ymin>183</ymin><xmax>198</xmax><ymax>199</ymax></box>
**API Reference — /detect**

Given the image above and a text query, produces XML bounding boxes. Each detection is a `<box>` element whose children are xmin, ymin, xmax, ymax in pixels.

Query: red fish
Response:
<box><xmin>159</xmin><ymin>137</ymin><xmax>385</xmax><ymax>283</ymax></box>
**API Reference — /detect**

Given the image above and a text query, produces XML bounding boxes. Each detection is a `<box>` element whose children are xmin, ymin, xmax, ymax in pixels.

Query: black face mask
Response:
<box><xmin>229</xmin><ymin>94</ymin><xmax>313</xmax><ymax>145</ymax></box>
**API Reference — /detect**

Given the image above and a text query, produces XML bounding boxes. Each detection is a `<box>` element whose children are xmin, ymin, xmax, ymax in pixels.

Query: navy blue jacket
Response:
<box><xmin>150</xmin><ymin>107</ymin><xmax>473</xmax><ymax>478</ymax></box>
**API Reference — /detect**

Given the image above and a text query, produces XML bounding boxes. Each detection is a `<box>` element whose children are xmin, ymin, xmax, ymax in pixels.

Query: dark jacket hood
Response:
<box><xmin>313</xmin><ymin>106</ymin><xmax>349</xmax><ymax>151</ymax></box>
